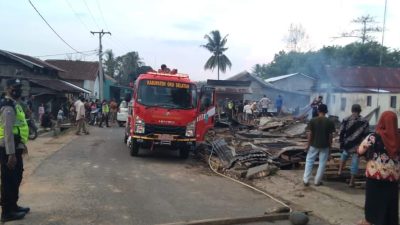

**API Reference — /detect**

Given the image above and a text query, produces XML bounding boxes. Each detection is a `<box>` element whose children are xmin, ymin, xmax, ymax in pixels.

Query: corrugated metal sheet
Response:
<box><xmin>326</xmin><ymin>66</ymin><xmax>400</xmax><ymax>89</ymax></box>
<box><xmin>46</xmin><ymin>60</ymin><xmax>99</xmax><ymax>81</ymax></box>
<box><xmin>30</xmin><ymin>79</ymin><xmax>90</xmax><ymax>94</ymax></box>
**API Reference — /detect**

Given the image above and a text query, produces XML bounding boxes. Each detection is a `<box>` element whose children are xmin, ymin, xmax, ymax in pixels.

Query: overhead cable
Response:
<box><xmin>28</xmin><ymin>0</ymin><xmax>89</xmax><ymax>55</ymax></box>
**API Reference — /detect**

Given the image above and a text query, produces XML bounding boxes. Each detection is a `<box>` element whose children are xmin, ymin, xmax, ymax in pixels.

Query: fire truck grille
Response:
<box><xmin>145</xmin><ymin>124</ymin><xmax>186</xmax><ymax>136</ymax></box>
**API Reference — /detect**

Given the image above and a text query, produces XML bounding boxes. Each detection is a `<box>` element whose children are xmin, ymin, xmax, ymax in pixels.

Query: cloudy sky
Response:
<box><xmin>1</xmin><ymin>0</ymin><xmax>399</xmax><ymax>81</ymax></box>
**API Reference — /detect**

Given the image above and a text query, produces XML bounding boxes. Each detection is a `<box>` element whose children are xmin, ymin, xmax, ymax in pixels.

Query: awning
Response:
<box><xmin>30</xmin><ymin>79</ymin><xmax>91</xmax><ymax>94</ymax></box>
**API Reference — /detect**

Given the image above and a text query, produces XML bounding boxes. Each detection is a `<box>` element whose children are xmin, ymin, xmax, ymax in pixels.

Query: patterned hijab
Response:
<box><xmin>376</xmin><ymin>111</ymin><xmax>400</xmax><ymax>158</ymax></box>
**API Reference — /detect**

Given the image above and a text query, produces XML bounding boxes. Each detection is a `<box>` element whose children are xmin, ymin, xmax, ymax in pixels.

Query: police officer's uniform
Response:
<box><xmin>0</xmin><ymin>79</ymin><xmax>30</xmax><ymax>222</ymax></box>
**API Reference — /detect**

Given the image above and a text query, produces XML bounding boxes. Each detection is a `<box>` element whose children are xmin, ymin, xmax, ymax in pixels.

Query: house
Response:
<box><xmin>46</xmin><ymin>60</ymin><xmax>99</xmax><ymax>99</ymax></box>
<box><xmin>264</xmin><ymin>72</ymin><xmax>316</xmax><ymax>94</ymax></box>
<box><xmin>314</xmin><ymin>66</ymin><xmax>400</xmax><ymax>125</ymax></box>
<box><xmin>227</xmin><ymin>71</ymin><xmax>310</xmax><ymax>111</ymax></box>
<box><xmin>206</xmin><ymin>79</ymin><xmax>252</xmax><ymax>107</ymax></box>
<box><xmin>0</xmin><ymin>49</ymin><xmax>89</xmax><ymax>118</ymax></box>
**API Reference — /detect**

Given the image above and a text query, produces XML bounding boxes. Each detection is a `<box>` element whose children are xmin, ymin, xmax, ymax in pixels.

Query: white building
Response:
<box><xmin>313</xmin><ymin>66</ymin><xmax>400</xmax><ymax>125</ymax></box>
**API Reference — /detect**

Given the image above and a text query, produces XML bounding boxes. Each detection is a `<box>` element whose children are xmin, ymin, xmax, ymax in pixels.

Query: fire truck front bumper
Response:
<box><xmin>131</xmin><ymin>134</ymin><xmax>196</xmax><ymax>147</ymax></box>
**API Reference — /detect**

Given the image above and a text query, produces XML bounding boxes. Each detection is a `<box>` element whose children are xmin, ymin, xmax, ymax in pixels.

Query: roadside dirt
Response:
<box><xmin>252</xmin><ymin>170</ymin><xmax>366</xmax><ymax>225</ymax></box>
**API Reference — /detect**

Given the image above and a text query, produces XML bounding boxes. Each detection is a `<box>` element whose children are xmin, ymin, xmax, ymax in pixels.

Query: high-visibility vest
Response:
<box><xmin>102</xmin><ymin>104</ymin><xmax>110</xmax><ymax>113</ymax></box>
<box><xmin>0</xmin><ymin>103</ymin><xmax>29</xmax><ymax>144</ymax></box>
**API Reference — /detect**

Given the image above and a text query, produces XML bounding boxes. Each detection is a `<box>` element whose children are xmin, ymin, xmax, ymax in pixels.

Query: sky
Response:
<box><xmin>1</xmin><ymin>0</ymin><xmax>399</xmax><ymax>81</ymax></box>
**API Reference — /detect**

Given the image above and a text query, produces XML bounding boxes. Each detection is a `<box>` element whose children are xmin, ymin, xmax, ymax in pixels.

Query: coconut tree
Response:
<box><xmin>201</xmin><ymin>30</ymin><xmax>232</xmax><ymax>80</ymax></box>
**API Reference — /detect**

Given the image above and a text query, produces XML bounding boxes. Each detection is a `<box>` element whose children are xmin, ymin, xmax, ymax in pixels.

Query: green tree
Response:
<box><xmin>254</xmin><ymin>41</ymin><xmax>400</xmax><ymax>81</ymax></box>
<box><xmin>201</xmin><ymin>30</ymin><xmax>232</xmax><ymax>80</ymax></box>
<box><xmin>104</xmin><ymin>49</ymin><xmax>116</xmax><ymax>78</ymax></box>
<box><xmin>115</xmin><ymin>51</ymin><xmax>144</xmax><ymax>85</ymax></box>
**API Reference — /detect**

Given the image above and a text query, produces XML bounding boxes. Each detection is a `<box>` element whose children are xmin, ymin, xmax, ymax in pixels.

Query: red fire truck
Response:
<box><xmin>125</xmin><ymin>71</ymin><xmax>215</xmax><ymax>158</ymax></box>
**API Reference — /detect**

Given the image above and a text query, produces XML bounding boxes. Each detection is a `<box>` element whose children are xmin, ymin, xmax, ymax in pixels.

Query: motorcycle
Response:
<box><xmin>26</xmin><ymin>118</ymin><xmax>38</xmax><ymax>140</ymax></box>
<box><xmin>89</xmin><ymin>108</ymin><xmax>101</xmax><ymax>125</ymax></box>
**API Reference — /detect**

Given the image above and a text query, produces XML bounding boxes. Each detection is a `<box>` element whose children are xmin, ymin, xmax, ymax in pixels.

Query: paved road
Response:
<box><xmin>12</xmin><ymin>127</ymin><xmax>321</xmax><ymax>225</ymax></box>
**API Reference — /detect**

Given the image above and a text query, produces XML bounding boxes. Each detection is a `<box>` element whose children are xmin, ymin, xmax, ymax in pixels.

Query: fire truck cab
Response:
<box><xmin>125</xmin><ymin>71</ymin><xmax>215</xmax><ymax>159</ymax></box>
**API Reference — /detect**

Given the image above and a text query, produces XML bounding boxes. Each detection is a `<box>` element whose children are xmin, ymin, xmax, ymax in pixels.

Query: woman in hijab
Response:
<box><xmin>357</xmin><ymin>111</ymin><xmax>400</xmax><ymax>225</ymax></box>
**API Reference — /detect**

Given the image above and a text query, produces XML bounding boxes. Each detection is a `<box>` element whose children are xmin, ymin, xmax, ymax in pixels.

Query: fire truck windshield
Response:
<box><xmin>137</xmin><ymin>79</ymin><xmax>197</xmax><ymax>109</ymax></box>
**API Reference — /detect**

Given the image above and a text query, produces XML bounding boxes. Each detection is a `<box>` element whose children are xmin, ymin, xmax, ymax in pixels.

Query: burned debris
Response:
<box><xmin>199</xmin><ymin>115</ymin><xmax>368</xmax><ymax>186</ymax></box>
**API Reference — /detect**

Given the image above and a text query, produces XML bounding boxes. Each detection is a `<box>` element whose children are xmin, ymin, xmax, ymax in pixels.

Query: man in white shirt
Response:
<box><xmin>243</xmin><ymin>101</ymin><xmax>252</xmax><ymax>124</ymax></box>
<box><xmin>75</xmin><ymin>97</ymin><xmax>89</xmax><ymax>135</ymax></box>
<box><xmin>259</xmin><ymin>95</ymin><xmax>271</xmax><ymax>117</ymax></box>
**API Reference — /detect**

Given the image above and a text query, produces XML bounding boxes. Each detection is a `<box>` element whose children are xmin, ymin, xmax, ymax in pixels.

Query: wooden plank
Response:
<box><xmin>158</xmin><ymin>213</ymin><xmax>290</xmax><ymax>225</ymax></box>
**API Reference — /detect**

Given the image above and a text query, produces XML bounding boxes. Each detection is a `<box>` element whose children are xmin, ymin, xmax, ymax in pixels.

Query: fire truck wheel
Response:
<box><xmin>179</xmin><ymin>147</ymin><xmax>190</xmax><ymax>159</ymax></box>
<box><xmin>130</xmin><ymin>142</ymin><xmax>140</xmax><ymax>157</ymax></box>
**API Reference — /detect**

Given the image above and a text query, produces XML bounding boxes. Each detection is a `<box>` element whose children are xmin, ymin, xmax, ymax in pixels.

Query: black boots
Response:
<box><xmin>16</xmin><ymin>206</ymin><xmax>30</xmax><ymax>214</ymax></box>
<box><xmin>1</xmin><ymin>211</ymin><xmax>25</xmax><ymax>222</ymax></box>
<box><xmin>1</xmin><ymin>205</ymin><xmax>30</xmax><ymax>222</ymax></box>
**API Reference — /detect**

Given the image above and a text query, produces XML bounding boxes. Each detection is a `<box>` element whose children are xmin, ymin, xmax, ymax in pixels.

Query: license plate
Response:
<box><xmin>158</xmin><ymin>134</ymin><xmax>174</xmax><ymax>141</ymax></box>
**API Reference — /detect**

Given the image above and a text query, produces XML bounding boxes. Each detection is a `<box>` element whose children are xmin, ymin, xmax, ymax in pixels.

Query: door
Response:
<box><xmin>195</xmin><ymin>86</ymin><xmax>216</xmax><ymax>142</ymax></box>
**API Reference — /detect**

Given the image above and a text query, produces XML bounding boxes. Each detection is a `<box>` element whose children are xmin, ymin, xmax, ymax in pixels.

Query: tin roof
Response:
<box><xmin>326</xmin><ymin>66</ymin><xmax>400</xmax><ymax>90</ymax></box>
<box><xmin>46</xmin><ymin>60</ymin><xmax>99</xmax><ymax>81</ymax></box>
<box><xmin>0</xmin><ymin>49</ymin><xmax>64</xmax><ymax>71</ymax></box>
<box><xmin>264</xmin><ymin>73</ymin><xmax>315</xmax><ymax>83</ymax></box>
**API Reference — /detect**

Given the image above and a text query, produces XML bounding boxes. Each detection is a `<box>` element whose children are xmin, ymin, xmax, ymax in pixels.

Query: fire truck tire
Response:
<box><xmin>179</xmin><ymin>147</ymin><xmax>190</xmax><ymax>159</ymax></box>
<box><xmin>130</xmin><ymin>142</ymin><xmax>140</xmax><ymax>157</ymax></box>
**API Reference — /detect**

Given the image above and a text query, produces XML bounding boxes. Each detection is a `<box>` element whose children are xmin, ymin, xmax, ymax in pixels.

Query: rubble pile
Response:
<box><xmin>201</xmin><ymin>115</ymin><xmax>368</xmax><ymax>186</ymax></box>
<box><xmin>200</xmin><ymin>116</ymin><xmax>319</xmax><ymax>180</ymax></box>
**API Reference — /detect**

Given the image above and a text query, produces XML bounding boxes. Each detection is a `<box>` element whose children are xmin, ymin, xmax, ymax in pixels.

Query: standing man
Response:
<box><xmin>0</xmin><ymin>79</ymin><xmax>30</xmax><ymax>222</ymax></box>
<box><xmin>243</xmin><ymin>101</ymin><xmax>252</xmax><ymax>124</ymax></box>
<box><xmin>259</xmin><ymin>95</ymin><xmax>271</xmax><ymax>117</ymax></box>
<box><xmin>75</xmin><ymin>97</ymin><xmax>89</xmax><ymax>135</ymax></box>
<box><xmin>109</xmin><ymin>98</ymin><xmax>118</xmax><ymax>124</ymax></box>
<box><xmin>99</xmin><ymin>100</ymin><xmax>110</xmax><ymax>128</ymax></box>
<box><xmin>337</xmin><ymin>104</ymin><xmax>369</xmax><ymax>187</ymax></box>
<box><xmin>275</xmin><ymin>95</ymin><xmax>283</xmax><ymax>116</ymax></box>
<box><xmin>310</xmin><ymin>96</ymin><xmax>323</xmax><ymax>118</ymax></box>
<box><xmin>303</xmin><ymin>104</ymin><xmax>335</xmax><ymax>186</ymax></box>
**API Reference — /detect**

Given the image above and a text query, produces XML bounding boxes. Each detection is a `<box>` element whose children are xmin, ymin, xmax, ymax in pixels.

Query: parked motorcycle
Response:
<box><xmin>26</xmin><ymin>118</ymin><xmax>38</xmax><ymax>140</ymax></box>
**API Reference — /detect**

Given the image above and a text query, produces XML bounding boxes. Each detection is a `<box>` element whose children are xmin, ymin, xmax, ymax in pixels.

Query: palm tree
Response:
<box><xmin>201</xmin><ymin>30</ymin><xmax>232</xmax><ymax>80</ymax></box>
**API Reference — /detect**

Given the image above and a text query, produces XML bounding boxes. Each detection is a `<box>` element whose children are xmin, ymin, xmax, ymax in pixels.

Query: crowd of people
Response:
<box><xmin>222</xmin><ymin>94</ymin><xmax>284</xmax><ymax>125</ymax></box>
<box><xmin>70</xmin><ymin>97</ymin><xmax>121</xmax><ymax>135</ymax></box>
<box><xmin>303</xmin><ymin>99</ymin><xmax>400</xmax><ymax>225</ymax></box>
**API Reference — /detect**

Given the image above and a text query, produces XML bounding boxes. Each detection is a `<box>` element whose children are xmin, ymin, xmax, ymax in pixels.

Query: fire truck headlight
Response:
<box><xmin>185</xmin><ymin>121</ymin><xmax>196</xmax><ymax>137</ymax></box>
<box><xmin>135</xmin><ymin>116</ymin><xmax>145</xmax><ymax>134</ymax></box>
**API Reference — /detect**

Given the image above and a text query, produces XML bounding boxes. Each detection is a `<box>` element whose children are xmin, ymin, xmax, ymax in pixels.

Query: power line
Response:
<box><xmin>95</xmin><ymin>0</ymin><xmax>109</xmax><ymax>30</ymax></box>
<box><xmin>64</xmin><ymin>0</ymin><xmax>91</xmax><ymax>31</ymax></box>
<box><xmin>28</xmin><ymin>0</ymin><xmax>88</xmax><ymax>55</ymax></box>
<box><xmin>34</xmin><ymin>50</ymin><xmax>97</xmax><ymax>58</ymax></box>
<box><xmin>83</xmin><ymin>0</ymin><xmax>100</xmax><ymax>30</ymax></box>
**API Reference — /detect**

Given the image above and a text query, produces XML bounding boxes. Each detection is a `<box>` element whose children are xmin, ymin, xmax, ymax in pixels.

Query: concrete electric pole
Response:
<box><xmin>91</xmin><ymin>29</ymin><xmax>111</xmax><ymax>101</ymax></box>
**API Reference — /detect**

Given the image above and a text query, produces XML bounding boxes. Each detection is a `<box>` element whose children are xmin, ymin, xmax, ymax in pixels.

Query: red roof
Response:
<box><xmin>46</xmin><ymin>60</ymin><xmax>99</xmax><ymax>81</ymax></box>
<box><xmin>326</xmin><ymin>66</ymin><xmax>400</xmax><ymax>89</ymax></box>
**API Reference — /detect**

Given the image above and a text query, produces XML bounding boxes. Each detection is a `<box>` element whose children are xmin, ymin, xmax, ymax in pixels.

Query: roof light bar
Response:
<box><xmin>147</xmin><ymin>71</ymin><xmax>189</xmax><ymax>78</ymax></box>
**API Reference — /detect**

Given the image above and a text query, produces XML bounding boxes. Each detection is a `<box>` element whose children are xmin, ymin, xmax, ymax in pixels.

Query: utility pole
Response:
<box><xmin>91</xmin><ymin>29</ymin><xmax>111</xmax><ymax>101</ymax></box>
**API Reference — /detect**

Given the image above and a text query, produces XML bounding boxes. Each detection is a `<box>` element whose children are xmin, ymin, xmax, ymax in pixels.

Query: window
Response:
<box><xmin>390</xmin><ymin>96</ymin><xmax>397</xmax><ymax>108</ymax></box>
<box><xmin>367</xmin><ymin>96</ymin><xmax>372</xmax><ymax>106</ymax></box>
<box><xmin>341</xmin><ymin>97</ymin><xmax>346</xmax><ymax>111</ymax></box>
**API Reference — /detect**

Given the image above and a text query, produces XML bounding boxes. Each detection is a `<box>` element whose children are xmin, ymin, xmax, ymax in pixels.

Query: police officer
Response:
<box><xmin>0</xmin><ymin>79</ymin><xmax>30</xmax><ymax>222</ymax></box>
